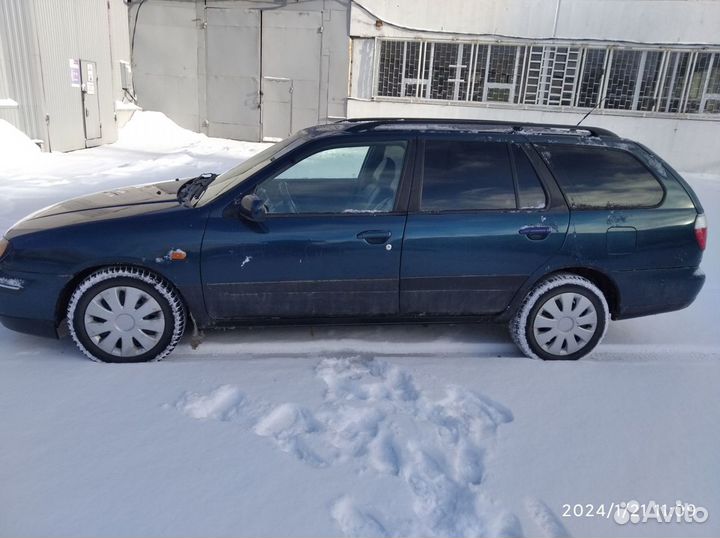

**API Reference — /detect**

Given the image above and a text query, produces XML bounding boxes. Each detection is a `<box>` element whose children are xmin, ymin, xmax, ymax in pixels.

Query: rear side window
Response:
<box><xmin>538</xmin><ymin>145</ymin><xmax>664</xmax><ymax>209</ymax></box>
<box><xmin>421</xmin><ymin>140</ymin><xmax>515</xmax><ymax>211</ymax></box>
<box><xmin>512</xmin><ymin>144</ymin><xmax>547</xmax><ymax>209</ymax></box>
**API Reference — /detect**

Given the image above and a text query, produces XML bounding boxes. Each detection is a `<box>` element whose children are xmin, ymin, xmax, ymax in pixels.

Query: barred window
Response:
<box><xmin>523</xmin><ymin>45</ymin><xmax>581</xmax><ymax>106</ymax></box>
<box><xmin>658</xmin><ymin>51</ymin><xmax>691</xmax><ymax>113</ymax></box>
<box><xmin>686</xmin><ymin>52</ymin><xmax>720</xmax><ymax>113</ymax></box>
<box><xmin>577</xmin><ymin>48</ymin><xmax>606</xmax><ymax>108</ymax></box>
<box><xmin>429</xmin><ymin>42</ymin><xmax>460</xmax><ymax>100</ymax></box>
<box><xmin>376</xmin><ymin>40</ymin><xmax>403</xmax><ymax>98</ymax></box>
<box><xmin>485</xmin><ymin>45</ymin><xmax>523</xmax><ymax>103</ymax></box>
<box><xmin>604</xmin><ymin>49</ymin><xmax>643</xmax><ymax>110</ymax></box>
<box><xmin>637</xmin><ymin>51</ymin><xmax>664</xmax><ymax>111</ymax></box>
<box><xmin>374</xmin><ymin>39</ymin><xmax>720</xmax><ymax>116</ymax></box>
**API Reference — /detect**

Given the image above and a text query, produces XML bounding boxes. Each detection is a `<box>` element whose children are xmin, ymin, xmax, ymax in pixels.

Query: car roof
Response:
<box><xmin>315</xmin><ymin>117</ymin><xmax>618</xmax><ymax>139</ymax></box>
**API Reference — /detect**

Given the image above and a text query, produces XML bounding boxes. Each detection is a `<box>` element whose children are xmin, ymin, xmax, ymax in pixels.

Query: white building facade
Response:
<box><xmin>348</xmin><ymin>0</ymin><xmax>720</xmax><ymax>172</ymax></box>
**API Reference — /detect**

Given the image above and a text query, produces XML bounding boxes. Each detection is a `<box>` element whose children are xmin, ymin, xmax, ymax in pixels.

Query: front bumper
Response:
<box><xmin>0</xmin><ymin>269</ymin><xmax>69</xmax><ymax>339</ymax></box>
<box><xmin>0</xmin><ymin>314</ymin><xmax>58</xmax><ymax>338</ymax></box>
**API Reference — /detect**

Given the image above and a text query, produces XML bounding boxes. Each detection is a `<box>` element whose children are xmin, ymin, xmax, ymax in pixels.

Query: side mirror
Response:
<box><xmin>238</xmin><ymin>194</ymin><xmax>267</xmax><ymax>222</ymax></box>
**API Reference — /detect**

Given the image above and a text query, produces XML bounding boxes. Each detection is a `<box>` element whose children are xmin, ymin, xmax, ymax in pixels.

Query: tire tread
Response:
<box><xmin>67</xmin><ymin>266</ymin><xmax>185</xmax><ymax>363</ymax></box>
<box><xmin>510</xmin><ymin>273</ymin><xmax>609</xmax><ymax>360</ymax></box>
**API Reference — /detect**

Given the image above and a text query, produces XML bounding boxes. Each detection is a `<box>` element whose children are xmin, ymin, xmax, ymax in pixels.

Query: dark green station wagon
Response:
<box><xmin>0</xmin><ymin>118</ymin><xmax>707</xmax><ymax>362</ymax></box>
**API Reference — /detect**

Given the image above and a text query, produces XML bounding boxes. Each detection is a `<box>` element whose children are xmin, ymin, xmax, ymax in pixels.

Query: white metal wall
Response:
<box><xmin>0</xmin><ymin>0</ymin><xmax>131</xmax><ymax>151</ymax></box>
<box><xmin>131</xmin><ymin>0</ymin><xmax>201</xmax><ymax>131</ymax></box>
<box><xmin>205</xmin><ymin>5</ymin><xmax>260</xmax><ymax>140</ymax></box>
<box><xmin>131</xmin><ymin>0</ymin><xmax>350</xmax><ymax>140</ymax></box>
<box><xmin>0</xmin><ymin>0</ymin><xmax>46</xmax><ymax>144</ymax></box>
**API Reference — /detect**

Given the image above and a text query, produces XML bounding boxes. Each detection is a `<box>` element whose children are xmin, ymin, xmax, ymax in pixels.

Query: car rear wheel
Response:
<box><xmin>67</xmin><ymin>267</ymin><xmax>185</xmax><ymax>363</ymax></box>
<box><xmin>510</xmin><ymin>273</ymin><xmax>609</xmax><ymax>360</ymax></box>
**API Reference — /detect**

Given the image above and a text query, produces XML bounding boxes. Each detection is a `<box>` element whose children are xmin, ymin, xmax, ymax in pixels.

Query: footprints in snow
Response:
<box><xmin>173</xmin><ymin>357</ymin><xmax>550</xmax><ymax>537</ymax></box>
<box><xmin>176</xmin><ymin>384</ymin><xmax>246</xmax><ymax>421</ymax></box>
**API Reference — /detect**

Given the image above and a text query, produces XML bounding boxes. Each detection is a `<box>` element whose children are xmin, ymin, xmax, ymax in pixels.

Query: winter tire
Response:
<box><xmin>67</xmin><ymin>267</ymin><xmax>185</xmax><ymax>363</ymax></box>
<box><xmin>510</xmin><ymin>273</ymin><xmax>609</xmax><ymax>360</ymax></box>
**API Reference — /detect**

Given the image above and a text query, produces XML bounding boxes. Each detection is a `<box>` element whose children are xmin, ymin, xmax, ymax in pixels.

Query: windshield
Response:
<box><xmin>196</xmin><ymin>131</ymin><xmax>306</xmax><ymax>205</ymax></box>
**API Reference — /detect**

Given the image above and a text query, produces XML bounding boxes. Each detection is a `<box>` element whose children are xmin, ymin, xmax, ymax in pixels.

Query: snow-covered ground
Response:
<box><xmin>0</xmin><ymin>113</ymin><xmax>718</xmax><ymax>538</ymax></box>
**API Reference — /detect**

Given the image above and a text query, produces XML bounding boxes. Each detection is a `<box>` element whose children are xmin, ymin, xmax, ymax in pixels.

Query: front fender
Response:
<box><xmin>4</xmin><ymin>206</ymin><xmax>212</xmax><ymax>329</ymax></box>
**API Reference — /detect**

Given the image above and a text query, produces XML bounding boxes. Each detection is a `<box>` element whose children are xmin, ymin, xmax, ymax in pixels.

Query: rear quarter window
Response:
<box><xmin>537</xmin><ymin>144</ymin><xmax>664</xmax><ymax>209</ymax></box>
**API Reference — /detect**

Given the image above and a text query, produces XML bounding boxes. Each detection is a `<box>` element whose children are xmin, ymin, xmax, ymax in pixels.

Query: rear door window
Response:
<box><xmin>537</xmin><ymin>144</ymin><xmax>664</xmax><ymax>208</ymax></box>
<box><xmin>421</xmin><ymin>140</ymin><xmax>516</xmax><ymax>211</ymax></box>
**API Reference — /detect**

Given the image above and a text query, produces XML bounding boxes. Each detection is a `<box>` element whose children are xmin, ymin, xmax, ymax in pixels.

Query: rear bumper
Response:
<box><xmin>613</xmin><ymin>266</ymin><xmax>705</xmax><ymax>320</ymax></box>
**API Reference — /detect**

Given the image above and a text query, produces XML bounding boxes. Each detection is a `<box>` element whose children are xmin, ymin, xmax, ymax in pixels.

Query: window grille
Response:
<box><xmin>523</xmin><ymin>45</ymin><xmax>581</xmax><ymax>106</ymax></box>
<box><xmin>484</xmin><ymin>45</ymin><xmax>523</xmax><ymax>103</ymax></box>
<box><xmin>604</xmin><ymin>49</ymin><xmax>643</xmax><ymax>110</ymax></box>
<box><xmin>576</xmin><ymin>48</ymin><xmax>607</xmax><ymax>108</ymax></box>
<box><xmin>658</xmin><ymin>51</ymin><xmax>691</xmax><ymax>113</ymax></box>
<box><xmin>428</xmin><ymin>42</ymin><xmax>459</xmax><ymax>100</ymax></box>
<box><xmin>373</xmin><ymin>38</ymin><xmax>720</xmax><ymax>116</ymax></box>
<box><xmin>376</xmin><ymin>40</ymin><xmax>403</xmax><ymax>98</ymax></box>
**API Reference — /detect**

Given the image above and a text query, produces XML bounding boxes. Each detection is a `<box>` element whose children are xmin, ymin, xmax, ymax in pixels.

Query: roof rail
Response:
<box><xmin>337</xmin><ymin>117</ymin><xmax>618</xmax><ymax>138</ymax></box>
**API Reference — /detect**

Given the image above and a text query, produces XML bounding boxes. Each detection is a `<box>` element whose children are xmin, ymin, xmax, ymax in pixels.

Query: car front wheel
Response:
<box><xmin>67</xmin><ymin>267</ymin><xmax>186</xmax><ymax>363</ymax></box>
<box><xmin>510</xmin><ymin>273</ymin><xmax>609</xmax><ymax>360</ymax></box>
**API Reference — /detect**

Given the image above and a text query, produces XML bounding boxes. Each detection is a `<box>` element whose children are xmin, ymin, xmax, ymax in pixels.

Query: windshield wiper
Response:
<box><xmin>177</xmin><ymin>172</ymin><xmax>218</xmax><ymax>207</ymax></box>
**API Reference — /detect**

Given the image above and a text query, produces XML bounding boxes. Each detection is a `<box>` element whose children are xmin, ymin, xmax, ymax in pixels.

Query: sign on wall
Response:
<box><xmin>85</xmin><ymin>63</ymin><xmax>96</xmax><ymax>95</ymax></box>
<box><xmin>69</xmin><ymin>59</ymin><xmax>80</xmax><ymax>87</ymax></box>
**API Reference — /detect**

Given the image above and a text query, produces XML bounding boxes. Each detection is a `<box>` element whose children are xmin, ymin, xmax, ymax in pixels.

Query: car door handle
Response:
<box><xmin>357</xmin><ymin>230</ymin><xmax>392</xmax><ymax>245</ymax></box>
<box><xmin>519</xmin><ymin>225</ymin><xmax>552</xmax><ymax>240</ymax></box>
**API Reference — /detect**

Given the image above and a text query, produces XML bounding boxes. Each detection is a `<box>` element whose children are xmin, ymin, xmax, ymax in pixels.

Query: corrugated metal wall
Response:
<box><xmin>0</xmin><ymin>0</ymin><xmax>46</xmax><ymax>143</ymax></box>
<box><xmin>31</xmin><ymin>0</ymin><xmax>117</xmax><ymax>151</ymax></box>
<box><xmin>0</xmin><ymin>0</ymin><xmax>131</xmax><ymax>151</ymax></box>
<box><xmin>107</xmin><ymin>0</ymin><xmax>133</xmax><ymax>99</ymax></box>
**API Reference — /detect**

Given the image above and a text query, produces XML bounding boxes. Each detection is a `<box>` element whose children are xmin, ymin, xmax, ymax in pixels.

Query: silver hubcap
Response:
<box><xmin>83</xmin><ymin>286</ymin><xmax>165</xmax><ymax>357</ymax></box>
<box><xmin>533</xmin><ymin>292</ymin><xmax>598</xmax><ymax>356</ymax></box>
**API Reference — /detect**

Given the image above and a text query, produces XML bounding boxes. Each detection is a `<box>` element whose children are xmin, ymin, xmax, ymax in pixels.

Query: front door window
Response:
<box><xmin>255</xmin><ymin>141</ymin><xmax>407</xmax><ymax>214</ymax></box>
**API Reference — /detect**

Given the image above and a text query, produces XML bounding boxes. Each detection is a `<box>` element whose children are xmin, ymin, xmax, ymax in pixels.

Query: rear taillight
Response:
<box><xmin>694</xmin><ymin>213</ymin><xmax>707</xmax><ymax>251</ymax></box>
